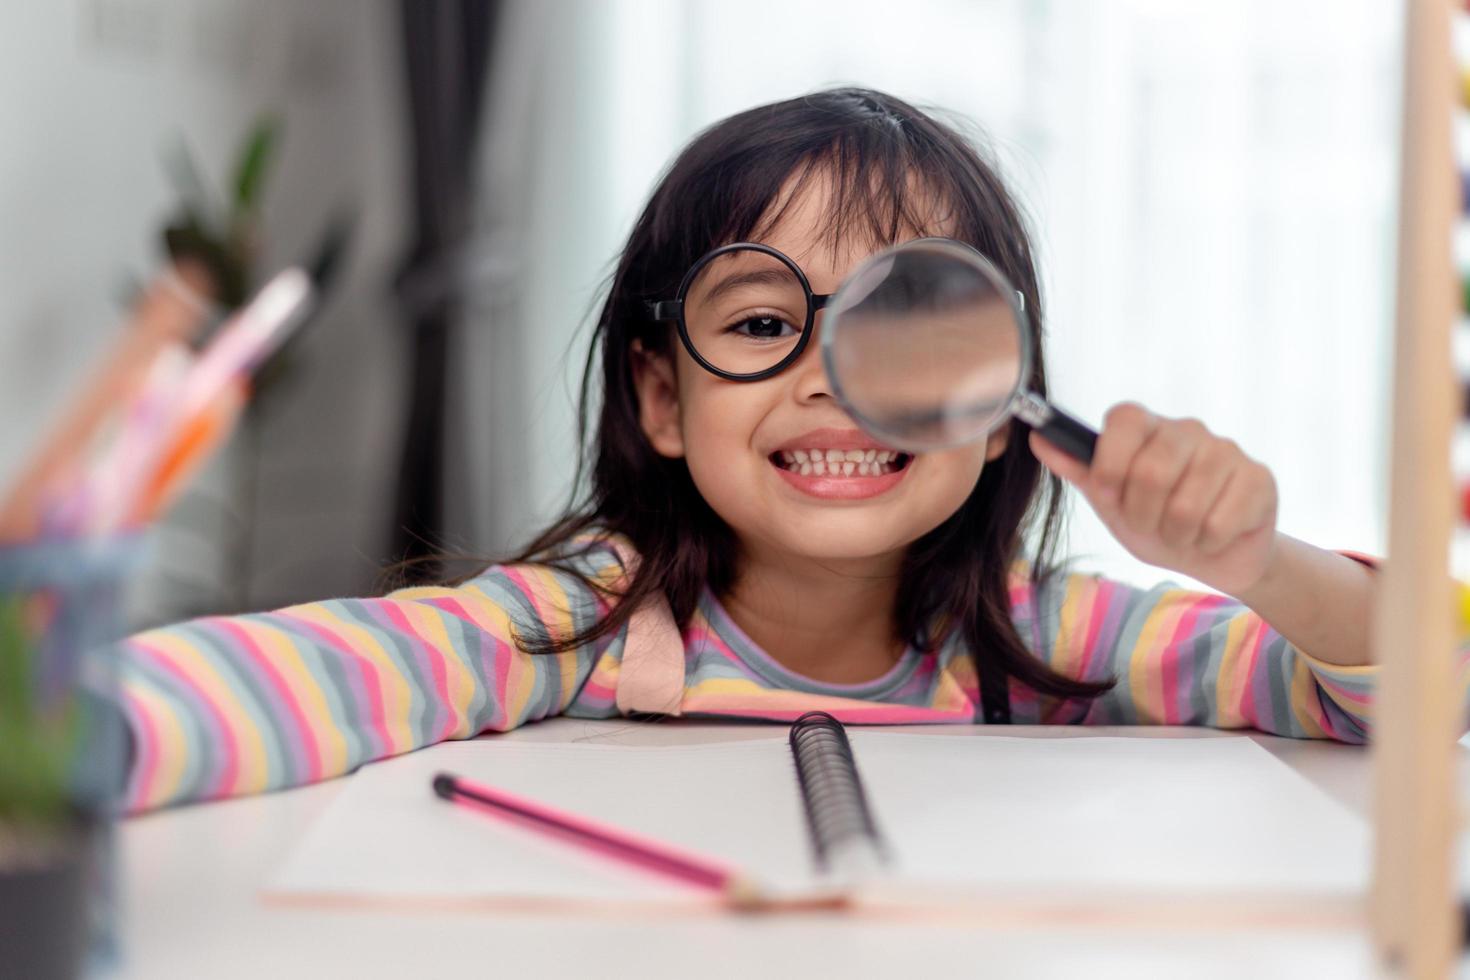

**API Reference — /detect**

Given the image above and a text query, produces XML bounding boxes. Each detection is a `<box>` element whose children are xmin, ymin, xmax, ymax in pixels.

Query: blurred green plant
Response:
<box><xmin>0</xmin><ymin>598</ymin><xmax>71</xmax><ymax>838</ymax></box>
<box><xmin>150</xmin><ymin>114</ymin><xmax>354</xmax><ymax>616</ymax></box>
<box><xmin>157</xmin><ymin>115</ymin><xmax>353</xmax><ymax>403</ymax></box>
<box><xmin>161</xmin><ymin>115</ymin><xmax>280</xmax><ymax>311</ymax></box>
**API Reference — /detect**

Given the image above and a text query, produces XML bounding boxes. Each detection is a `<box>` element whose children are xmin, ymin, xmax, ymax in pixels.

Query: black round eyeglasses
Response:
<box><xmin>644</xmin><ymin>242</ymin><xmax>832</xmax><ymax>382</ymax></box>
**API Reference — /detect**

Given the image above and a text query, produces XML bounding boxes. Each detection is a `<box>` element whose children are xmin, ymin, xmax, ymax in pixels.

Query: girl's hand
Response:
<box><xmin>1028</xmin><ymin>403</ymin><xmax>1280</xmax><ymax>597</ymax></box>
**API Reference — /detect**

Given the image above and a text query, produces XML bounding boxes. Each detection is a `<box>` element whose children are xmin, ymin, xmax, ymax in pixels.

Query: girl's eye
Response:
<box><xmin>728</xmin><ymin>316</ymin><xmax>799</xmax><ymax>340</ymax></box>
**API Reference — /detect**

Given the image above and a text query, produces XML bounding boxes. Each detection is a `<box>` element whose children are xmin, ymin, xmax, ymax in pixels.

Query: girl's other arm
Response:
<box><xmin>1027</xmin><ymin>404</ymin><xmax>1470</xmax><ymax>742</ymax></box>
<box><xmin>1230</xmin><ymin>533</ymin><xmax>1374</xmax><ymax>667</ymax></box>
<box><xmin>1030</xmin><ymin>404</ymin><xmax>1374</xmax><ymax>666</ymax></box>
<box><xmin>1017</xmin><ymin>569</ymin><xmax>1386</xmax><ymax>742</ymax></box>
<box><xmin>117</xmin><ymin>546</ymin><xmax>625</xmax><ymax>812</ymax></box>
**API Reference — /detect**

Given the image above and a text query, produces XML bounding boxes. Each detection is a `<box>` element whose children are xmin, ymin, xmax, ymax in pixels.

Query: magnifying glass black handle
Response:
<box><xmin>1015</xmin><ymin>392</ymin><xmax>1098</xmax><ymax>465</ymax></box>
<box><xmin>1035</xmin><ymin>410</ymin><xmax>1098</xmax><ymax>465</ymax></box>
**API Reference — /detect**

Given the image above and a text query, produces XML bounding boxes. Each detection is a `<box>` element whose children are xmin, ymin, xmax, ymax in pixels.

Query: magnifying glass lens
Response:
<box><xmin>824</xmin><ymin>242</ymin><xmax>1025</xmax><ymax>450</ymax></box>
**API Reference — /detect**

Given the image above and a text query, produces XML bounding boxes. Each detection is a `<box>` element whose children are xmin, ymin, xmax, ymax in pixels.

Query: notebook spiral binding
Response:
<box><xmin>788</xmin><ymin>711</ymin><xmax>888</xmax><ymax>872</ymax></box>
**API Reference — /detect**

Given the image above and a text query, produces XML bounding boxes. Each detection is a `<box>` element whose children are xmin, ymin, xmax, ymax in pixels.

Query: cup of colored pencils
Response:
<box><xmin>0</xmin><ymin>535</ymin><xmax>139</xmax><ymax>977</ymax></box>
<box><xmin>0</xmin><ymin>260</ymin><xmax>315</xmax><ymax>975</ymax></box>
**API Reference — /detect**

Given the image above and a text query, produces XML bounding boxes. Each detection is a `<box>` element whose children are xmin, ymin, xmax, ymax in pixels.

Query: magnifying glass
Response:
<box><xmin>821</xmin><ymin>238</ymin><xmax>1098</xmax><ymax>463</ymax></box>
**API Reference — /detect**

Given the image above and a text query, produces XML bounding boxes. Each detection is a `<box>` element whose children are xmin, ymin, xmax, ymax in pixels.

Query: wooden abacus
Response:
<box><xmin>1371</xmin><ymin>0</ymin><xmax>1461</xmax><ymax>975</ymax></box>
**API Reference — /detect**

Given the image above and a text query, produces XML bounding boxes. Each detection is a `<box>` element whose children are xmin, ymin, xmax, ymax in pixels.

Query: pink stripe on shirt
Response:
<box><xmin>133</xmin><ymin>638</ymin><xmax>240</xmax><ymax>799</ymax></box>
<box><xmin>213</xmin><ymin>619</ymin><xmax>325</xmax><ymax>785</ymax></box>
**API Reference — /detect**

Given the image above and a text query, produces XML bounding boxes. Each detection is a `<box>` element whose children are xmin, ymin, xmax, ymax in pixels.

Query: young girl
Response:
<box><xmin>118</xmin><ymin>88</ymin><xmax>1401</xmax><ymax>813</ymax></box>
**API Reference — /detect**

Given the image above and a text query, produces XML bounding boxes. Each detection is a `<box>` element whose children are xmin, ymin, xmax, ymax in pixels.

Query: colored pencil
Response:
<box><xmin>130</xmin><ymin>378</ymin><xmax>249</xmax><ymax>525</ymax></box>
<box><xmin>0</xmin><ymin>262</ymin><xmax>214</xmax><ymax>543</ymax></box>
<box><xmin>431</xmin><ymin>771</ymin><xmax>763</xmax><ymax>906</ymax></box>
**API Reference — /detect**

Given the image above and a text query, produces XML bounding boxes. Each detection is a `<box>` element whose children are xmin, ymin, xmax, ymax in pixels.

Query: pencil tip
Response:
<box><xmin>724</xmin><ymin>876</ymin><xmax>767</xmax><ymax>911</ymax></box>
<box><xmin>431</xmin><ymin>773</ymin><xmax>456</xmax><ymax>800</ymax></box>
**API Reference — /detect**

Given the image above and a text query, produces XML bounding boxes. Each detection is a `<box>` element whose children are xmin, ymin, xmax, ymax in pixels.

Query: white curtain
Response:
<box><xmin>458</xmin><ymin>0</ymin><xmax>1405</xmax><ymax>589</ymax></box>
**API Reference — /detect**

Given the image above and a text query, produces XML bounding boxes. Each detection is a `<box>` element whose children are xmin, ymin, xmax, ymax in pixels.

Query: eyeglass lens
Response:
<box><xmin>682</xmin><ymin>246</ymin><xmax>809</xmax><ymax>376</ymax></box>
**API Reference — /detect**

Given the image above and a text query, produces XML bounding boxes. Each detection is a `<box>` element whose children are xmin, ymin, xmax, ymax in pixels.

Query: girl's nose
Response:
<box><xmin>789</xmin><ymin>310</ymin><xmax>834</xmax><ymax>402</ymax></box>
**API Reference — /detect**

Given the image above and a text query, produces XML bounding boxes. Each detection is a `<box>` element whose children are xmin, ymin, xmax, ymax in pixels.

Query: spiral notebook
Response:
<box><xmin>267</xmin><ymin>716</ymin><xmax>1372</xmax><ymax>919</ymax></box>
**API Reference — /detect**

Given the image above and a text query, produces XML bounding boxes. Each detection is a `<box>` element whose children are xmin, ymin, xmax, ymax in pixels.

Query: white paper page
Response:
<box><xmin>848</xmin><ymin>733</ymin><xmax>1370</xmax><ymax>897</ymax></box>
<box><xmin>270</xmin><ymin>732</ymin><xmax>1370</xmax><ymax>905</ymax></box>
<box><xmin>269</xmin><ymin>737</ymin><xmax>813</xmax><ymax>903</ymax></box>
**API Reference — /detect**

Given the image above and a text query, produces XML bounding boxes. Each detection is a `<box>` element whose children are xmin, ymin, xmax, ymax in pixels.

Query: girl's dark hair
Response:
<box><xmin>494</xmin><ymin>87</ymin><xmax>1113</xmax><ymax>704</ymax></box>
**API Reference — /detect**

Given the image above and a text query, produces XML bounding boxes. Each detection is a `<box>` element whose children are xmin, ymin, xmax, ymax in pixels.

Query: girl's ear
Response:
<box><xmin>631</xmin><ymin>340</ymin><xmax>686</xmax><ymax>458</ymax></box>
<box><xmin>984</xmin><ymin>425</ymin><xmax>1009</xmax><ymax>462</ymax></box>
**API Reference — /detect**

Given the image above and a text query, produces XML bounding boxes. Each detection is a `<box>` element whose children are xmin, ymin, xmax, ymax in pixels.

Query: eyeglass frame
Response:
<box><xmin>643</xmin><ymin>238</ymin><xmax>1027</xmax><ymax>384</ymax></box>
<box><xmin>643</xmin><ymin>242</ymin><xmax>829</xmax><ymax>382</ymax></box>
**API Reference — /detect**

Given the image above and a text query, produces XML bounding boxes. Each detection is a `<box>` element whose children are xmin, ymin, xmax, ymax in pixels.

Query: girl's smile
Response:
<box><xmin>767</xmin><ymin>427</ymin><xmax>913</xmax><ymax>500</ymax></box>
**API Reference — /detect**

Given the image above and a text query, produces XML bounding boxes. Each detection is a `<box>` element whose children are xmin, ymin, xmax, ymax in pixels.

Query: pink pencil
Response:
<box><xmin>431</xmin><ymin>772</ymin><xmax>763</xmax><ymax>906</ymax></box>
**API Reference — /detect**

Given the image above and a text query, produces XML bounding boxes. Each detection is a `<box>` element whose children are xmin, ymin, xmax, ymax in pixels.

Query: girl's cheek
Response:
<box><xmin>921</xmin><ymin>447</ymin><xmax>989</xmax><ymax>508</ymax></box>
<box><xmin>680</xmin><ymin>389</ymin><xmax>751</xmax><ymax>453</ymax></box>
<box><xmin>927</xmin><ymin>445</ymin><xmax>988</xmax><ymax>481</ymax></box>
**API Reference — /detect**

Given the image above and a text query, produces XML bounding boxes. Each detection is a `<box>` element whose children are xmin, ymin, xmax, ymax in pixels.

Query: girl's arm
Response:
<box><xmin>116</xmin><ymin>541</ymin><xmax>627</xmax><ymax>813</ymax></box>
<box><xmin>1013</xmin><ymin>567</ymin><xmax>1383</xmax><ymax>741</ymax></box>
<box><xmin>1027</xmin><ymin>404</ymin><xmax>1468</xmax><ymax>742</ymax></box>
<box><xmin>1030</xmin><ymin>403</ymin><xmax>1378</xmax><ymax>665</ymax></box>
<box><xmin>1231</xmin><ymin>533</ymin><xmax>1375</xmax><ymax>667</ymax></box>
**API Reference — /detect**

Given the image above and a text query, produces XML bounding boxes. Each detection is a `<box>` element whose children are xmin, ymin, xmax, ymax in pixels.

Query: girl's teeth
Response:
<box><xmin>776</xmin><ymin>449</ymin><xmax>908</xmax><ymax>477</ymax></box>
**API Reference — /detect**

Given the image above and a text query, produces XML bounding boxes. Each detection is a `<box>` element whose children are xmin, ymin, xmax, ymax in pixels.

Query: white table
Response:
<box><xmin>114</xmin><ymin>720</ymin><xmax>1467</xmax><ymax>979</ymax></box>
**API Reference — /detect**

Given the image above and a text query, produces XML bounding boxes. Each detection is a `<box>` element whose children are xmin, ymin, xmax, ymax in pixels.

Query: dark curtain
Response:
<box><xmin>391</xmin><ymin>0</ymin><xmax>499</xmax><ymax>580</ymax></box>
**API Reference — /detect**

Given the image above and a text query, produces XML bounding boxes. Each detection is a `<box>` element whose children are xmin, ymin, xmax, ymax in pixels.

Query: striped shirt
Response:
<box><xmin>116</xmin><ymin>534</ymin><xmax>1386</xmax><ymax>812</ymax></box>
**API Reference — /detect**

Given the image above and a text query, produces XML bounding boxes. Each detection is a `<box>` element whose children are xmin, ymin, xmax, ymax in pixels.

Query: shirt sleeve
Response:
<box><xmin>115</xmin><ymin>542</ymin><xmax>628</xmax><ymax>812</ymax></box>
<box><xmin>1009</xmin><ymin>561</ymin><xmax>1466</xmax><ymax>744</ymax></box>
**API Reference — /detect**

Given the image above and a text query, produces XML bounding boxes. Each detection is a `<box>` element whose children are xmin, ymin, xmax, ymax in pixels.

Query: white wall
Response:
<box><xmin>1034</xmin><ymin>1</ymin><xmax>1400</xmax><ymax>585</ymax></box>
<box><xmin>0</xmin><ymin>0</ymin><xmax>410</xmax><ymax>624</ymax></box>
